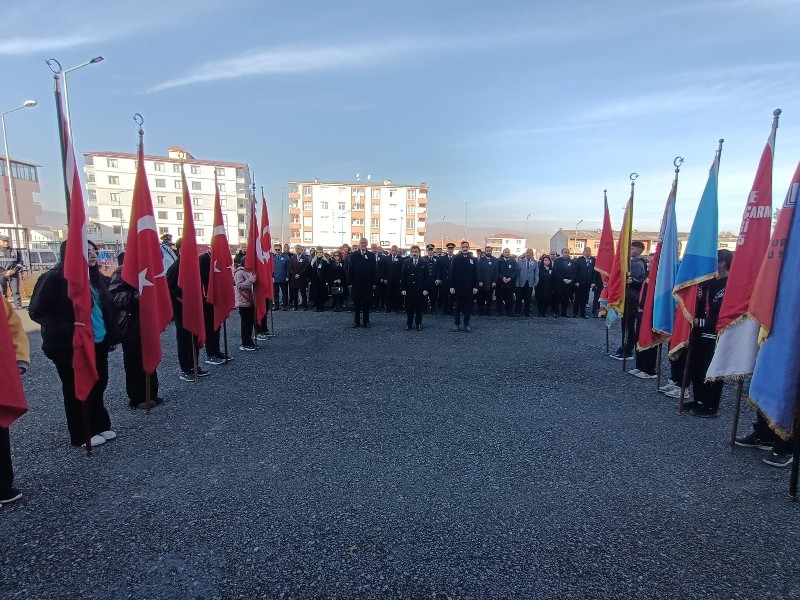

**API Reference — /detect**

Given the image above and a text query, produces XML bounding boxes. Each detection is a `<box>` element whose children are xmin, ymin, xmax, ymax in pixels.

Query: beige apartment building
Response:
<box><xmin>0</xmin><ymin>154</ymin><xmax>43</xmax><ymax>249</ymax></box>
<box><xmin>83</xmin><ymin>146</ymin><xmax>251</xmax><ymax>250</ymax></box>
<box><xmin>550</xmin><ymin>228</ymin><xmax>738</xmax><ymax>257</ymax></box>
<box><xmin>286</xmin><ymin>179</ymin><xmax>428</xmax><ymax>249</ymax></box>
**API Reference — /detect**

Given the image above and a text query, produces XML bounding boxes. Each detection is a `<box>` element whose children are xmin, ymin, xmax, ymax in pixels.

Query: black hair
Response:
<box><xmin>631</xmin><ymin>241</ymin><xmax>645</xmax><ymax>250</ymax></box>
<box><xmin>117</xmin><ymin>251</ymin><xmax>125</xmax><ymax>267</ymax></box>
<box><xmin>718</xmin><ymin>249</ymin><xmax>734</xmax><ymax>270</ymax></box>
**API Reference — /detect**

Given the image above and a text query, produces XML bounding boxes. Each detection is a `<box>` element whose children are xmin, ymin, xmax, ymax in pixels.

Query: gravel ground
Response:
<box><xmin>1</xmin><ymin>308</ymin><xmax>798</xmax><ymax>599</ymax></box>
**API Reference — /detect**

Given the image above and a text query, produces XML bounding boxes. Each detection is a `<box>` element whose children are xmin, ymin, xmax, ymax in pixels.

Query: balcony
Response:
<box><xmin>417</xmin><ymin>212</ymin><xmax>426</xmax><ymax>220</ymax></box>
<box><xmin>289</xmin><ymin>207</ymin><xmax>300</xmax><ymax>216</ymax></box>
<box><xmin>288</xmin><ymin>192</ymin><xmax>300</xmax><ymax>200</ymax></box>
<box><xmin>418</xmin><ymin>196</ymin><xmax>427</xmax><ymax>205</ymax></box>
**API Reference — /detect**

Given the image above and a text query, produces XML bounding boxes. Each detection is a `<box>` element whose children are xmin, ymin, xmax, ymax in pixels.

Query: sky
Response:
<box><xmin>2</xmin><ymin>0</ymin><xmax>799</xmax><ymax>236</ymax></box>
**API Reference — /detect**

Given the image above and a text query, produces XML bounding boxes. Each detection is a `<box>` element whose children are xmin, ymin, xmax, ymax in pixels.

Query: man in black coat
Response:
<box><xmin>387</xmin><ymin>245</ymin><xmax>405</xmax><ymax>313</ymax></box>
<box><xmin>423</xmin><ymin>244</ymin><xmax>439</xmax><ymax>314</ymax></box>
<box><xmin>436</xmin><ymin>242</ymin><xmax>456</xmax><ymax>314</ymax></box>
<box><xmin>571</xmin><ymin>247</ymin><xmax>596</xmax><ymax>318</ymax></box>
<box><xmin>449</xmin><ymin>241</ymin><xmax>479</xmax><ymax>332</ymax></box>
<box><xmin>371</xmin><ymin>243</ymin><xmax>388</xmax><ymax>310</ymax></box>
<box><xmin>199</xmin><ymin>250</ymin><xmax>228</xmax><ymax>364</ymax></box>
<box><xmin>346</xmin><ymin>238</ymin><xmax>377</xmax><ymax>328</ymax></box>
<box><xmin>552</xmin><ymin>247</ymin><xmax>574</xmax><ymax>317</ymax></box>
<box><xmin>400</xmin><ymin>245</ymin><xmax>428</xmax><ymax>330</ymax></box>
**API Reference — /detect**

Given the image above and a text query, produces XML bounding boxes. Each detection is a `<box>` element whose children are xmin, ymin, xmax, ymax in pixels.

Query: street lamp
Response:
<box><xmin>280</xmin><ymin>184</ymin><xmax>290</xmax><ymax>245</ymax></box>
<box><xmin>2</xmin><ymin>99</ymin><xmax>37</xmax><ymax>256</ymax></box>
<box><xmin>574</xmin><ymin>219</ymin><xmax>584</xmax><ymax>252</ymax></box>
<box><xmin>441</xmin><ymin>214</ymin><xmax>446</xmax><ymax>249</ymax></box>
<box><xmin>525</xmin><ymin>213</ymin><xmax>532</xmax><ymax>233</ymax></box>
<box><xmin>463</xmin><ymin>201</ymin><xmax>468</xmax><ymax>240</ymax></box>
<box><xmin>45</xmin><ymin>56</ymin><xmax>104</xmax><ymax>138</ymax></box>
<box><xmin>339</xmin><ymin>210</ymin><xmax>351</xmax><ymax>244</ymax></box>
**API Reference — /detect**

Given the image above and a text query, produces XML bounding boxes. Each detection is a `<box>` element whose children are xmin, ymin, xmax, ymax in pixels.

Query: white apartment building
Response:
<box><xmin>286</xmin><ymin>179</ymin><xmax>428</xmax><ymax>249</ymax></box>
<box><xmin>485</xmin><ymin>233</ymin><xmax>527</xmax><ymax>256</ymax></box>
<box><xmin>83</xmin><ymin>146</ymin><xmax>251</xmax><ymax>249</ymax></box>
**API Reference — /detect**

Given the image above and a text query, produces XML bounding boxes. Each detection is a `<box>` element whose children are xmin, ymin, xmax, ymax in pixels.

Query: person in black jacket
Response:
<box><xmin>436</xmin><ymin>243</ymin><xmax>456</xmax><ymax>314</ymax></box>
<box><xmin>423</xmin><ymin>244</ymin><xmax>439</xmax><ymax>314</ymax></box>
<box><xmin>199</xmin><ymin>249</ymin><xmax>229</xmax><ymax>365</ymax></box>
<box><xmin>552</xmin><ymin>248</ymin><xmax>574</xmax><ymax>318</ymax></box>
<box><xmin>476</xmin><ymin>246</ymin><xmax>499</xmax><ymax>316</ymax></box>
<box><xmin>686</xmin><ymin>249</ymin><xmax>732</xmax><ymax>418</ymax></box>
<box><xmin>386</xmin><ymin>246</ymin><xmax>405</xmax><ymax>313</ymax></box>
<box><xmin>289</xmin><ymin>245</ymin><xmax>310</xmax><ymax>310</ymax></box>
<box><xmin>29</xmin><ymin>240</ymin><xmax>116</xmax><ymax>447</ymax></box>
<box><xmin>372</xmin><ymin>243</ymin><xmax>389</xmax><ymax>310</ymax></box>
<box><xmin>571</xmin><ymin>247</ymin><xmax>596</xmax><ymax>318</ymax></box>
<box><xmin>449</xmin><ymin>241</ymin><xmax>479</xmax><ymax>332</ymax></box>
<box><xmin>611</xmin><ymin>241</ymin><xmax>648</xmax><ymax>359</ymax></box>
<box><xmin>0</xmin><ymin>234</ymin><xmax>23</xmax><ymax>309</ymax></box>
<box><xmin>535</xmin><ymin>255</ymin><xmax>556</xmax><ymax>317</ymax></box>
<box><xmin>496</xmin><ymin>248</ymin><xmax>518</xmax><ymax>317</ymax></box>
<box><xmin>310</xmin><ymin>246</ymin><xmax>330</xmax><ymax>312</ymax></box>
<box><xmin>400</xmin><ymin>245</ymin><xmax>428</xmax><ymax>330</ymax></box>
<box><xmin>328</xmin><ymin>250</ymin><xmax>347</xmax><ymax>311</ymax></box>
<box><xmin>346</xmin><ymin>238</ymin><xmax>377</xmax><ymax>327</ymax></box>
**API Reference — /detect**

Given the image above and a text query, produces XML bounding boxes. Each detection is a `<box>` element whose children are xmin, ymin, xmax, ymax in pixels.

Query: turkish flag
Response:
<box><xmin>207</xmin><ymin>176</ymin><xmax>234</xmax><ymax>330</ymax></box>
<box><xmin>178</xmin><ymin>168</ymin><xmax>206</xmax><ymax>348</ymax></box>
<box><xmin>244</xmin><ymin>195</ymin><xmax>269</xmax><ymax>321</ymax></box>
<box><xmin>121</xmin><ymin>138</ymin><xmax>173</xmax><ymax>373</ymax></box>
<box><xmin>58</xmin><ymin>77</ymin><xmax>97</xmax><ymax>401</ymax></box>
<box><xmin>257</xmin><ymin>194</ymin><xmax>274</xmax><ymax>310</ymax></box>
<box><xmin>0</xmin><ymin>298</ymin><xmax>27</xmax><ymax>428</ymax></box>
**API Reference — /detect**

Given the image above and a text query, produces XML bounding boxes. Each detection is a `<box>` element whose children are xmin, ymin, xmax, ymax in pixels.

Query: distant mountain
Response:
<box><xmin>424</xmin><ymin>222</ymin><xmax>549</xmax><ymax>251</ymax></box>
<box><xmin>37</xmin><ymin>210</ymin><xmax>67</xmax><ymax>228</ymax></box>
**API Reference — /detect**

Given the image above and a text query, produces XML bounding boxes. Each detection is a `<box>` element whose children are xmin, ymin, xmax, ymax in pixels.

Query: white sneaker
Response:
<box><xmin>100</xmin><ymin>430</ymin><xmax>117</xmax><ymax>441</ymax></box>
<box><xmin>634</xmin><ymin>371</ymin><xmax>657</xmax><ymax>379</ymax></box>
<box><xmin>658</xmin><ymin>384</ymin><xmax>677</xmax><ymax>393</ymax></box>
<box><xmin>665</xmin><ymin>387</ymin><xmax>691</xmax><ymax>399</ymax></box>
<box><xmin>628</xmin><ymin>368</ymin><xmax>641</xmax><ymax>375</ymax></box>
<box><xmin>83</xmin><ymin>435</ymin><xmax>106</xmax><ymax>448</ymax></box>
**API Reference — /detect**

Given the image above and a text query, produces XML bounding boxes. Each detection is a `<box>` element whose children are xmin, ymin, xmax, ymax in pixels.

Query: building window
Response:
<box><xmin>195</xmin><ymin>212</ymin><xmax>204</xmax><ymax>221</ymax></box>
<box><xmin>155</xmin><ymin>179</ymin><xmax>166</xmax><ymax>188</ymax></box>
<box><xmin>303</xmin><ymin>217</ymin><xmax>312</xmax><ymax>226</ymax></box>
<box><xmin>353</xmin><ymin>203</ymin><xmax>364</xmax><ymax>211</ymax></box>
<box><xmin>594</xmin><ymin>242</ymin><xmax>600</xmax><ymax>249</ymax></box>
<box><xmin>175</xmin><ymin>196</ymin><xmax>182</xmax><ymax>205</ymax></box>
<box><xmin>406</xmin><ymin>219</ymin><xmax>414</xmax><ymax>229</ymax></box>
<box><xmin>352</xmin><ymin>232</ymin><xmax>360</xmax><ymax>241</ymax></box>
<box><xmin>371</xmin><ymin>205</ymin><xmax>380</xmax><ymax>214</ymax></box>
<box><xmin>239</xmin><ymin>229</ymin><xmax>246</xmax><ymax>238</ymax></box>
<box><xmin>177</xmin><ymin>227</ymin><xmax>183</xmax><ymax>236</ymax></box>
<box><xmin>371</xmin><ymin>189</ymin><xmax>380</xmax><ymax>199</ymax></box>
<box><xmin>108</xmin><ymin>176</ymin><xmax>119</xmax><ymax>185</ymax></box>
<box><xmin>154</xmin><ymin>162</ymin><xmax>164</xmax><ymax>172</ymax></box>
<box><xmin>353</xmin><ymin>218</ymin><xmax>364</xmax><ymax>226</ymax></box>
<box><xmin>87</xmin><ymin>174</ymin><xmax>95</xmax><ymax>183</ymax></box>
<box><xmin>177</xmin><ymin>212</ymin><xmax>185</xmax><ymax>220</ymax></box>
<box><xmin>215</xmin><ymin>167</ymin><xmax>225</xmax><ymax>177</ymax></box>
<box><xmin>238</xmin><ymin>214</ymin><xmax>246</xmax><ymax>223</ymax></box>
<box><xmin>173</xmin><ymin>164</ymin><xmax>181</xmax><ymax>173</ymax></box>
<box><xmin>407</xmin><ymin>190</ymin><xmax>416</xmax><ymax>200</ymax></box>
<box><xmin>191</xmin><ymin>165</ymin><xmax>201</xmax><ymax>175</ymax></box>
<box><xmin>107</xmin><ymin>158</ymin><xmax>118</xmax><ymax>168</ymax></box>
<box><xmin>389</xmin><ymin>190</ymin><xmax>394</xmax><ymax>198</ymax></box>
<box><xmin>196</xmin><ymin>228</ymin><xmax>204</xmax><ymax>237</ymax></box>
<box><xmin>191</xmin><ymin>181</ymin><xmax>201</xmax><ymax>191</ymax></box>
<box><xmin>157</xmin><ymin>195</ymin><xmax>166</xmax><ymax>204</ymax></box>
<box><xmin>113</xmin><ymin>226</ymin><xmax>121</xmax><ymax>234</ymax></box>
<box><xmin>575</xmin><ymin>240</ymin><xmax>584</xmax><ymax>250</ymax></box>
<box><xmin>370</xmin><ymin>233</ymin><xmax>380</xmax><ymax>243</ymax></box>
<box><xmin>158</xmin><ymin>227</ymin><xmax>169</xmax><ymax>235</ymax></box>
<box><xmin>303</xmin><ymin>201</ymin><xmax>312</xmax><ymax>211</ymax></box>
<box><xmin>303</xmin><ymin>232</ymin><xmax>312</xmax><ymax>242</ymax></box>
<box><xmin>87</xmin><ymin>190</ymin><xmax>97</xmax><ymax>200</ymax></box>
<box><xmin>217</xmin><ymin>183</ymin><xmax>225</xmax><ymax>192</ymax></box>
<box><xmin>175</xmin><ymin>180</ymin><xmax>182</xmax><ymax>189</ymax></box>
<box><xmin>111</xmin><ymin>209</ymin><xmax>122</xmax><ymax>218</ymax></box>
<box><xmin>337</xmin><ymin>201</ymin><xmax>346</xmax><ymax>211</ymax></box>
<box><xmin>406</xmin><ymin>205</ymin><xmax>416</xmax><ymax>215</ymax></box>
<box><xmin>157</xmin><ymin>211</ymin><xmax>168</xmax><ymax>220</ymax></box>
<box><xmin>303</xmin><ymin>186</ymin><xmax>312</xmax><ymax>196</ymax></box>
<box><xmin>371</xmin><ymin>218</ymin><xmax>380</xmax><ymax>228</ymax></box>
<box><xmin>87</xmin><ymin>224</ymin><xmax>99</xmax><ymax>234</ymax></box>
<box><xmin>193</xmin><ymin>197</ymin><xmax>202</xmax><ymax>206</ymax></box>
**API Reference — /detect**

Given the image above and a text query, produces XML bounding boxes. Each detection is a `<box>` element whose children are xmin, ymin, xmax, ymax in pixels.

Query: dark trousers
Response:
<box><xmin>331</xmin><ymin>291</ymin><xmax>345</xmax><ymax>309</ymax></box>
<box><xmin>477</xmin><ymin>288</ymin><xmax>493</xmax><ymax>314</ymax></box>
<box><xmin>515</xmin><ymin>284</ymin><xmax>533</xmax><ymax>315</ymax></box>
<box><xmin>312</xmin><ymin>283</ymin><xmax>328</xmax><ymax>309</ymax></box>
<box><xmin>273</xmin><ymin>281</ymin><xmax>289</xmax><ymax>307</ymax></box>
<box><xmin>444</xmin><ymin>291</ymin><xmax>455</xmax><ymax>314</ymax></box>
<box><xmin>175</xmin><ymin>312</ymin><xmax>199</xmax><ymax>373</ymax></box>
<box><xmin>670</xmin><ymin>348</ymin><xmax>686</xmax><ymax>384</ymax></box>
<box><xmin>352</xmin><ymin>287</ymin><xmax>372</xmax><ymax>325</ymax></box>
<box><xmin>690</xmin><ymin>335</ymin><xmax>724</xmax><ymax>410</ymax></box>
<box><xmin>257</xmin><ymin>299</ymin><xmax>271</xmax><ymax>334</ymax></box>
<box><xmin>0</xmin><ymin>274</ymin><xmax>21</xmax><ymax>308</ymax></box>
<box><xmin>203</xmin><ymin>302</ymin><xmax>221</xmax><ymax>358</ymax></box>
<box><xmin>556</xmin><ymin>285</ymin><xmax>571</xmax><ymax>316</ymax></box>
<box><xmin>374</xmin><ymin>283</ymin><xmax>387</xmax><ymax>309</ymax></box>
<box><xmin>454</xmin><ymin>295</ymin><xmax>473</xmax><ymax>326</ymax></box>
<box><xmin>535</xmin><ymin>288</ymin><xmax>554</xmax><ymax>315</ymax></box>
<box><xmin>426</xmin><ymin>284</ymin><xmax>439</xmax><ymax>313</ymax></box>
<box><xmin>239</xmin><ymin>306</ymin><xmax>255</xmax><ymax>345</ymax></box>
<box><xmin>753</xmin><ymin>412</ymin><xmax>794</xmax><ymax>453</ymax></box>
<box><xmin>592</xmin><ymin>285</ymin><xmax>602</xmax><ymax>315</ymax></box>
<box><xmin>635</xmin><ymin>346</ymin><xmax>657</xmax><ymax>375</ymax></box>
<box><xmin>122</xmin><ymin>335</ymin><xmax>159</xmax><ymax>404</ymax></box>
<box><xmin>496</xmin><ymin>288</ymin><xmax>514</xmax><ymax>315</ymax></box>
<box><xmin>387</xmin><ymin>282</ymin><xmax>402</xmax><ymax>311</ymax></box>
<box><xmin>405</xmin><ymin>294</ymin><xmax>424</xmax><ymax>327</ymax></box>
<box><xmin>290</xmin><ymin>287</ymin><xmax>307</xmax><ymax>308</ymax></box>
<box><xmin>573</xmin><ymin>285</ymin><xmax>590</xmax><ymax>317</ymax></box>
<box><xmin>0</xmin><ymin>427</ymin><xmax>12</xmax><ymax>493</ymax></box>
<box><xmin>54</xmin><ymin>343</ymin><xmax>111</xmax><ymax>446</ymax></box>
<box><xmin>616</xmin><ymin>298</ymin><xmax>638</xmax><ymax>355</ymax></box>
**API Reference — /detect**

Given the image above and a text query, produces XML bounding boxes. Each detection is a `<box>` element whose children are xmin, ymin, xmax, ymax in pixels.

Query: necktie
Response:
<box><xmin>414</xmin><ymin>259</ymin><xmax>417</xmax><ymax>266</ymax></box>
<box><xmin>527</xmin><ymin>260</ymin><xmax>531</xmax><ymax>271</ymax></box>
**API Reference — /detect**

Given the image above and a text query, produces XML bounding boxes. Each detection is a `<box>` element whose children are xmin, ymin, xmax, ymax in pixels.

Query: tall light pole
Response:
<box><xmin>463</xmin><ymin>201</ymin><xmax>468</xmax><ymax>240</ymax></box>
<box><xmin>280</xmin><ymin>184</ymin><xmax>290</xmax><ymax>245</ymax></box>
<box><xmin>574</xmin><ymin>219</ymin><xmax>584</xmax><ymax>252</ymax></box>
<box><xmin>525</xmin><ymin>213</ymin><xmax>532</xmax><ymax>233</ymax></box>
<box><xmin>2</xmin><ymin>100</ymin><xmax>37</xmax><ymax>256</ymax></box>
<box><xmin>441</xmin><ymin>214</ymin><xmax>446</xmax><ymax>249</ymax></box>
<box><xmin>46</xmin><ymin>56</ymin><xmax>104</xmax><ymax>138</ymax></box>
<box><xmin>339</xmin><ymin>210</ymin><xmax>351</xmax><ymax>245</ymax></box>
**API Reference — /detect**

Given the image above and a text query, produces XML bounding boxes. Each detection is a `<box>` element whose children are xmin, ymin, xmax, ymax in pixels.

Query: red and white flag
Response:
<box><xmin>207</xmin><ymin>176</ymin><xmax>234</xmax><ymax>330</ymax></box>
<box><xmin>178</xmin><ymin>167</ymin><xmax>206</xmax><ymax>348</ymax></box>
<box><xmin>121</xmin><ymin>137</ymin><xmax>173</xmax><ymax>374</ymax></box>
<box><xmin>706</xmin><ymin>113</ymin><xmax>778</xmax><ymax>380</ymax></box>
<box><xmin>257</xmin><ymin>194</ymin><xmax>274</xmax><ymax>314</ymax></box>
<box><xmin>57</xmin><ymin>77</ymin><xmax>97</xmax><ymax>401</ymax></box>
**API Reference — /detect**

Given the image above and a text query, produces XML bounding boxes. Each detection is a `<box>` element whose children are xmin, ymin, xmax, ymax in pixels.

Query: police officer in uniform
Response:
<box><xmin>437</xmin><ymin>242</ymin><xmax>456</xmax><ymax>314</ymax></box>
<box><xmin>449</xmin><ymin>241</ymin><xmax>479</xmax><ymax>332</ymax></box>
<box><xmin>423</xmin><ymin>244</ymin><xmax>439</xmax><ymax>313</ymax></box>
<box><xmin>400</xmin><ymin>245</ymin><xmax>428</xmax><ymax>330</ymax></box>
<box><xmin>476</xmin><ymin>245</ymin><xmax>498</xmax><ymax>316</ymax></box>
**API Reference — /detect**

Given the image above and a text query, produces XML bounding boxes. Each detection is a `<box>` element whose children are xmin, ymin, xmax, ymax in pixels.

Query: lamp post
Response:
<box><xmin>574</xmin><ymin>219</ymin><xmax>584</xmax><ymax>252</ymax></box>
<box><xmin>280</xmin><ymin>185</ymin><xmax>290</xmax><ymax>246</ymax></box>
<box><xmin>113</xmin><ymin>191</ymin><xmax>131</xmax><ymax>250</ymax></box>
<box><xmin>2</xmin><ymin>100</ymin><xmax>37</xmax><ymax>257</ymax></box>
<box><xmin>441</xmin><ymin>214</ymin><xmax>446</xmax><ymax>249</ymax></box>
<box><xmin>46</xmin><ymin>56</ymin><xmax>104</xmax><ymax>138</ymax></box>
<box><xmin>525</xmin><ymin>212</ymin><xmax>532</xmax><ymax>233</ymax></box>
<box><xmin>463</xmin><ymin>201</ymin><xmax>468</xmax><ymax>240</ymax></box>
<box><xmin>339</xmin><ymin>210</ymin><xmax>351</xmax><ymax>244</ymax></box>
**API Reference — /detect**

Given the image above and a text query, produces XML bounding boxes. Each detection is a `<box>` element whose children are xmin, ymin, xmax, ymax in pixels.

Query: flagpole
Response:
<box><xmin>261</xmin><ymin>185</ymin><xmax>275</xmax><ymax>340</ymax></box>
<box><xmin>250</xmin><ymin>177</ymin><xmax>260</xmax><ymax>349</ymax></box>
<box><xmin>622</xmin><ymin>173</ymin><xmax>637</xmax><ymax>373</ymax></box>
<box><xmin>222</xmin><ymin>321</ymin><xmax>229</xmax><ymax>363</ymax></box>
<box><xmin>658</xmin><ymin>157</ymin><xmax>682</xmax><ymax>391</ymax></box>
<box><xmin>727</xmin><ymin>380</ymin><xmax>745</xmax><ymax>451</ymax></box>
<box><xmin>192</xmin><ymin>336</ymin><xmax>198</xmax><ymax>383</ymax></box>
<box><xmin>790</xmin><ymin>388</ymin><xmax>800</xmax><ymax>501</ymax></box>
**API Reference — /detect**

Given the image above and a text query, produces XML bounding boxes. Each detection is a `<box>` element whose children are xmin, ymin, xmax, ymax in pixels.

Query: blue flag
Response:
<box><xmin>748</xmin><ymin>178</ymin><xmax>800</xmax><ymax>439</ymax></box>
<box><xmin>653</xmin><ymin>185</ymin><xmax>679</xmax><ymax>335</ymax></box>
<box><xmin>673</xmin><ymin>149</ymin><xmax>720</xmax><ymax>319</ymax></box>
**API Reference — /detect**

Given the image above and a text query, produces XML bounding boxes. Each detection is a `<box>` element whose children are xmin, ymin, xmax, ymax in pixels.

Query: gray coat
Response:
<box><xmin>476</xmin><ymin>255</ymin><xmax>499</xmax><ymax>289</ymax></box>
<box><xmin>515</xmin><ymin>257</ymin><xmax>539</xmax><ymax>288</ymax></box>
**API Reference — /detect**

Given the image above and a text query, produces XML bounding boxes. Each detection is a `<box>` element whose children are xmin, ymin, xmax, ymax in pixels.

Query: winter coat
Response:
<box><xmin>234</xmin><ymin>266</ymin><xmax>256</xmax><ymax>308</ymax></box>
<box><xmin>477</xmin><ymin>254</ymin><xmax>499</xmax><ymax>289</ymax></box>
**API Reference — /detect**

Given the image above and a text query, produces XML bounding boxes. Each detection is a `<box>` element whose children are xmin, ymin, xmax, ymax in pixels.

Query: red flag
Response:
<box><xmin>58</xmin><ymin>77</ymin><xmax>97</xmax><ymax>401</ymax></box>
<box><xmin>178</xmin><ymin>167</ymin><xmax>206</xmax><ymax>348</ymax></box>
<box><xmin>120</xmin><ymin>136</ymin><xmax>173</xmax><ymax>374</ymax></box>
<box><xmin>0</xmin><ymin>298</ymin><xmax>27</xmax><ymax>428</ymax></box>
<box><xmin>594</xmin><ymin>197</ymin><xmax>615</xmax><ymax>279</ymax></box>
<box><xmin>668</xmin><ymin>288</ymin><xmax>695</xmax><ymax>359</ymax></box>
<box><xmin>244</xmin><ymin>195</ymin><xmax>258</xmax><ymax>273</ymax></box>
<box><xmin>207</xmin><ymin>176</ymin><xmax>235</xmax><ymax>330</ymax></box>
<box><xmin>259</xmin><ymin>194</ymin><xmax>274</xmax><ymax>303</ymax></box>
<box><xmin>750</xmin><ymin>160</ymin><xmax>800</xmax><ymax>336</ymax></box>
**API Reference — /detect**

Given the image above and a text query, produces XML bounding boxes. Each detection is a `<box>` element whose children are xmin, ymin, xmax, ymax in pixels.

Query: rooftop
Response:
<box><xmin>83</xmin><ymin>149</ymin><xmax>248</xmax><ymax>169</ymax></box>
<box><xmin>289</xmin><ymin>179</ymin><xmax>427</xmax><ymax>189</ymax></box>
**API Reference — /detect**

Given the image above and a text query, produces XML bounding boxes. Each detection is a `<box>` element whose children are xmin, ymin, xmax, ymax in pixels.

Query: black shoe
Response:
<box><xmin>763</xmin><ymin>450</ymin><xmax>793</xmax><ymax>468</ymax></box>
<box><xmin>404</xmin><ymin>325</ymin><xmax>411</xmax><ymax>330</ymax></box>
<box><xmin>352</xmin><ymin>323</ymin><xmax>361</xmax><ymax>328</ymax></box>
<box><xmin>734</xmin><ymin>432</ymin><xmax>775</xmax><ymax>450</ymax></box>
<box><xmin>0</xmin><ymin>487</ymin><xmax>22</xmax><ymax>504</ymax></box>
<box><xmin>292</xmin><ymin>307</ymin><xmax>298</xmax><ymax>311</ymax></box>
<box><xmin>197</xmin><ymin>367</ymin><xmax>210</xmax><ymax>377</ymax></box>
<box><xmin>464</xmin><ymin>326</ymin><xmax>472</xmax><ymax>333</ymax></box>
<box><xmin>680</xmin><ymin>400</ymin><xmax>698</xmax><ymax>412</ymax></box>
<box><xmin>689</xmin><ymin>405</ymin><xmax>719</xmax><ymax>419</ymax></box>
<box><xmin>416</xmin><ymin>324</ymin><xmax>421</xmax><ymax>331</ymax></box>
<box><xmin>609</xmin><ymin>352</ymin><xmax>633</xmax><ymax>361</ymax></box>
<box><xmin>363</xmin><ymin>322</ymin><xmax>371</xmax><ymax>329</ymax></box>
<box><xmin>452</xmin><ymin>325</ymin><xmax>461</xmax><ymax>332</ymax></box>
<box><xmin>128</xmin><ymin>399</ymin><xmax>142</xmax><ymax>409</ymax></box>
<box><xmin>582</xmin><ymin>315</ymin><xmax>589</xmax><ymax>319</ymax></box>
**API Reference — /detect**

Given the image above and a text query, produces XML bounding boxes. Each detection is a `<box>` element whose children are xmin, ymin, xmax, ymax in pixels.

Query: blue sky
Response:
<box><xmin>2</xmin><ymin>0</ymin><xmax>799</xmax><ymax>236</ymax></box>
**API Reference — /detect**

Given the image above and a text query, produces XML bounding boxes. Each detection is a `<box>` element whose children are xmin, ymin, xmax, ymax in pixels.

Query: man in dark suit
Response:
<box><xmin>436</xmin><ymin>242</ymin><xmax>456</xmax><ymax>314</ymax></box>
<box><xmin>400</xmin><ymin>245</ymin><xmax>428</xmax><ymax>330</ymax></box>
<box><xmin>387</xmin><ymin>245</ymin><xmax>405</xmax><ymax>313</ymax></box>
<box><xmin>371</xmin><ymin>243</ymin><xmax>388</xmax><ymax>310</ymax></box>
<box><xmin>423</xmin><ymin>244</ymin><xmax>439</xmax><ymax>314</ymax></box>
<box><xmin>571</xmin><ymin>247</ymin><xmax>596</xmax><ymax>318</ymax></box>
<box><xmin>449</xmin><ymin>241</ymin><xmax>479</xmax><ymax>332</ymax></box>
<box><xmin>552</xmin><ymin>247</ymin><xmax>574</xmax><ymax>317</ymax></box>
<box><xmin>347</xmin><ymin>238</ymin><xmax>377</xmax><ymax>328</ymax></box>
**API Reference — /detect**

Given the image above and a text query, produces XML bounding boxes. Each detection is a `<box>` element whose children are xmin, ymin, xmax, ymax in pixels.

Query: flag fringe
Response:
<box><xmin>668</xmin><ymin>340</ymin><xmax>689</xmax><ymax>360</ymax></box>
<box><xmin>674</xmin><ymin>273</ymin><xmax>715</xmax><ymax>321</ymax></box>
<box><xmin>746</xmin><ymin>396</ymin><xmax>793</xmax><ymax>441</ymax></box>
<box><xmin>637</xmin><ymin>337</ymin><xmax>669</xmax><ymax>352</ymax></box>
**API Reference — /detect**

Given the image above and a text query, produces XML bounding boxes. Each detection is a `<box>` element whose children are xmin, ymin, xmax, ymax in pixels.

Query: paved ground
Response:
<box><xmin>1</xmin><ymin>308</ymin><xmax>798</xmax><ymax>599</ymax></box>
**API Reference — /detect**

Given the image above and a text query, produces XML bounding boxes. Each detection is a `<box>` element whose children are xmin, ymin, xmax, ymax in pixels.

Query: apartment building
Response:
<box><xmin>0</xmin><ymin>154</ymin><xmax>43</xmax><ymax>246</ymax></box>
<box><xmin>485</xmin><ymin>233</ymin><xmax>527</xmax><ymax>256</ymax></box>
<box><xmin>549</xmin><ymin>228</ymin><xmax>738</xmax><ymax>257</ymax></box>
<box><xmin>286</xmin><ymin>179</ymin><xmax>428</xmax><ymax>249</ymax></box>
<box><xmin>83</xmin><ymin>146</ymin><xmax>251</xmax><ymax>249</ymax></box>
